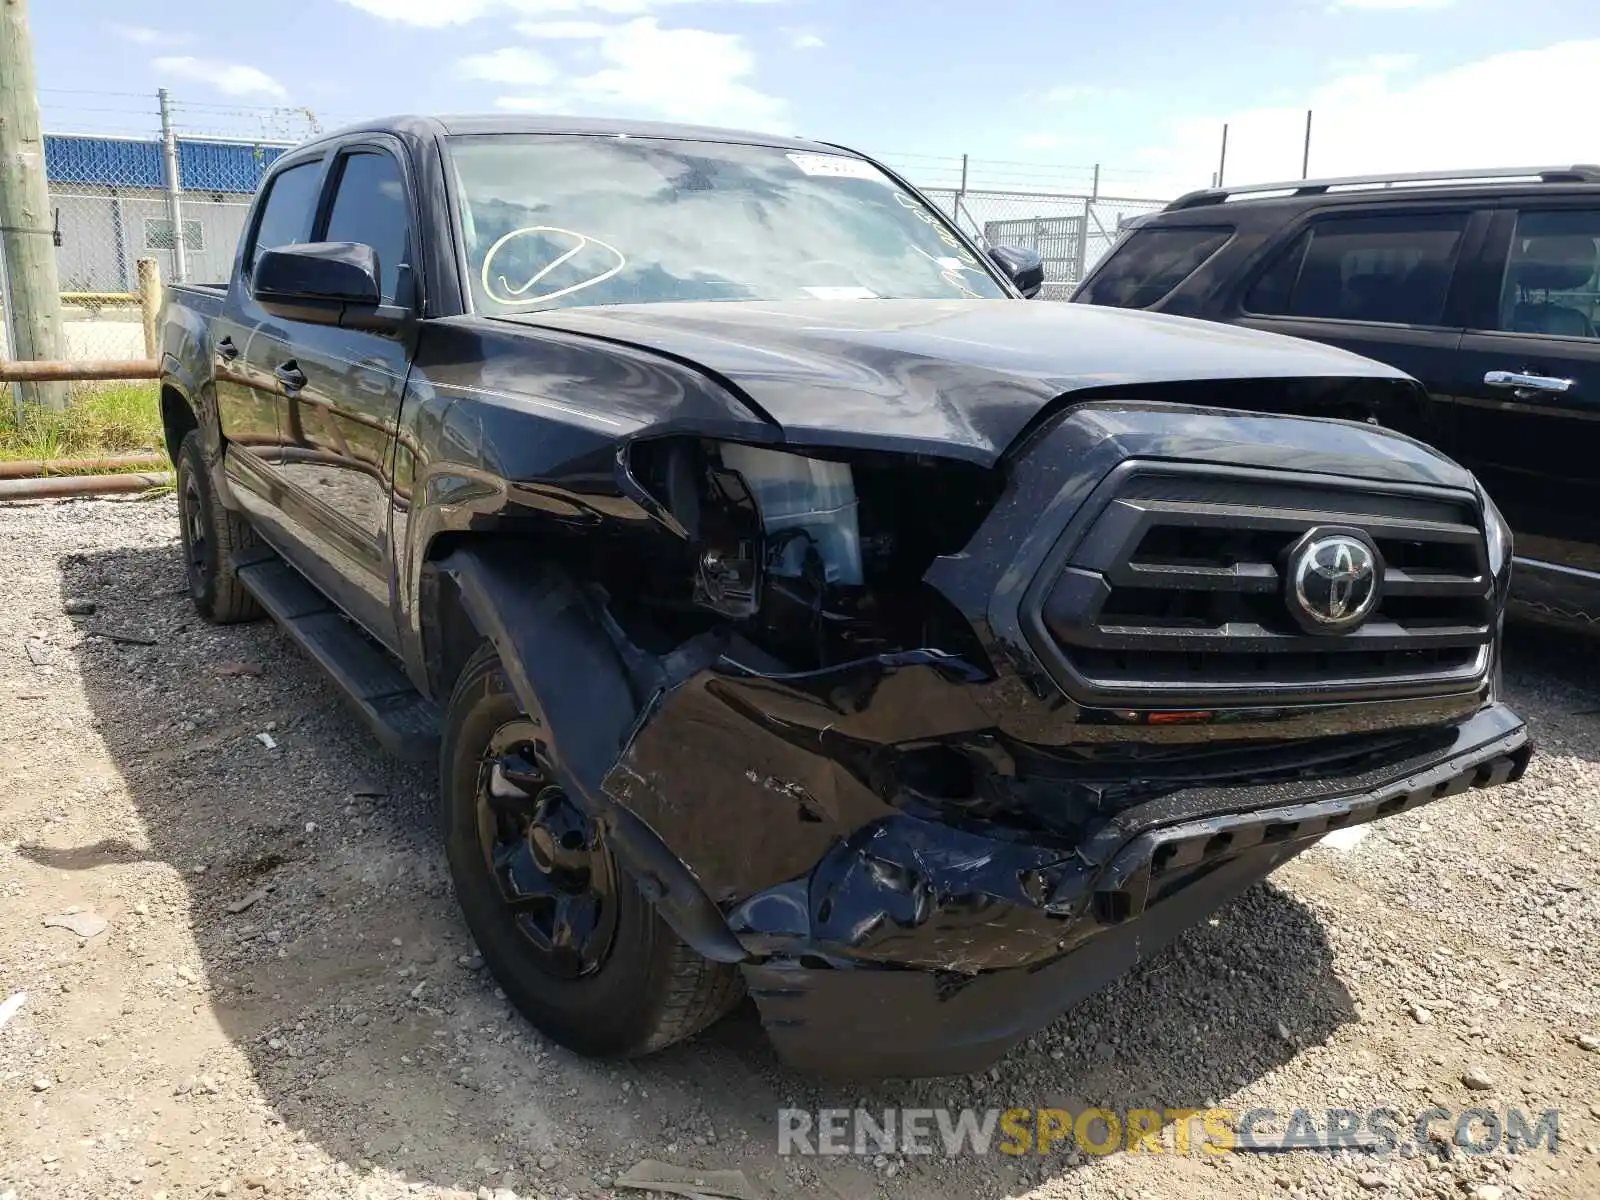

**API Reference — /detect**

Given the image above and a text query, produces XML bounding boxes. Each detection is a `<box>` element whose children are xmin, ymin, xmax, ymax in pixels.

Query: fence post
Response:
<box><xmin>0</xmin><ymin>0</ymin><xmax>68</xmax><ymax>413</ymax></box>
<box><xmin>137</xmin><ymin>257</ymin><xmax>162</xmax><ymax>359</ymax></box>
<box><xmin>159</xmin><ymin>88</ymin><xmax>187</xmax><ymax>284</ymax></box>
<box><xmin>1075</xmin><ymin>199</ymin><xmax>1090</xmax><ymax>284</ymax></box>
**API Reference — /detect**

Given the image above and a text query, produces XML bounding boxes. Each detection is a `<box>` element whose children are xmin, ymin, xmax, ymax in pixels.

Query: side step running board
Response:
<box><xmin>234</xmin><ymin>549</ymin><xmax>441</xmax><ymax>762</ymax></box>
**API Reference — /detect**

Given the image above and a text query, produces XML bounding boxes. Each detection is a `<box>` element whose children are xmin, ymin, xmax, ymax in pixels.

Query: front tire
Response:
<box><xmin>176</xmin><ymin>430</ymin><xmax>262</xmax><ymax>624</ymax></box>
<box><xmin>441</xmin><ymin>644</ymin><xmax>743</xmax><ymax>1057</ymax></box>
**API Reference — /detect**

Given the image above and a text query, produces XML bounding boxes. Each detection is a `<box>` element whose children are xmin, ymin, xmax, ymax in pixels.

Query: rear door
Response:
<box><xmin>1446</xmin><ymin>204</ymin><xmax>1600</xmax><ymax>586</ymax></box>
<box><xmin>1234</xmin><ymin>207</ymin><xmax>1486</xmax><ymax>448</ymax></box>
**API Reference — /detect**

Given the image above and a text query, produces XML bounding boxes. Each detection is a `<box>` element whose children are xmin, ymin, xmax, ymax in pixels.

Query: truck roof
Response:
<box><xmin>307</xmin><ymin>113</ymin><xmax>835</xmax><ymax>155</ymax></box>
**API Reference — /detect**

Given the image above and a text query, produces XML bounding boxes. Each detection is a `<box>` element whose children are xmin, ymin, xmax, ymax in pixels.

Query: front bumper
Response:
<box><xmin>738</xmin><ymin>703</ymin><xmax>1528</xmax><ymax>1078</ymax></box>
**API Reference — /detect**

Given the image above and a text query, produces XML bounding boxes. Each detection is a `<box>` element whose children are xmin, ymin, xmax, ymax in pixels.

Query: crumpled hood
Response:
<box><xmin>498</xmin><ymin>298</ymin><xmax>1415</xmax><ymax>464</ymax></box>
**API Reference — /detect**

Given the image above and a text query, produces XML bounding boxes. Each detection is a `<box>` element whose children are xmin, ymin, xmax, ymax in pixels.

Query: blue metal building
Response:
<box><xmin>44</xmin><ymin>133</ymin><xmax>287</xmax><ymax>194</ymax></box>
<box><xmin>42</xmin><ymin>133</ymin><xmax>290</xmax><ymax>290</ymax></box>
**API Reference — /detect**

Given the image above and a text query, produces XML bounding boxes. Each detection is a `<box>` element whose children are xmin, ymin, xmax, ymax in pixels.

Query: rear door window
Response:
<box><xmin>1246</xmin><ymin>211</ymin><xmax>1468</xmax><ymax>326</ymax></box>
<box><xmin>247</xmin><ymin>160</ymin><xmax>323</xmax><ymax>274</ymax></box>
<box><xmin>1494</xmin><ymin>209</ymin><xmax>1600</xmax><ymax>338</ymax></box>
<box><xmin>1077</xmin><ymin>226</ymin><xmax>1232</xmax><ymax>308</ymax></box>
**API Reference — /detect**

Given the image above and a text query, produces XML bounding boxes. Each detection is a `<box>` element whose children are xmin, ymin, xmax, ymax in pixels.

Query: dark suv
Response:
<box><xmin>1072</xmin><ymin>165</ymin><xmax>1600</xmax><ymax>628</ymax></box>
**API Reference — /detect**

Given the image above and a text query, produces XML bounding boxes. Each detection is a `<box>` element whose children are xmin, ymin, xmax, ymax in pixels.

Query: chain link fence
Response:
<box><xmin>9</xmin><ymin>130</ymin><xmax>285</xmax><ymax>364</ymax></box>
<box><xmin>924</xmin><ymin>187</ymin><xmax>1167</xmax><ymax>300</ymax></box>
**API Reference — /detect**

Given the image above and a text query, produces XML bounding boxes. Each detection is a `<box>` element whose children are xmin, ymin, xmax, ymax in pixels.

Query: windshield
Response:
<box><xmin>446</xmin><ymin>134</ymin><xmax>1009</xmax><ymax>312</ymax></box>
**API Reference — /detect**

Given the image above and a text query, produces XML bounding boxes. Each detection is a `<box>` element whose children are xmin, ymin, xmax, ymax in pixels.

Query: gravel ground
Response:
<box><xmin>1</xmin><ymin>495</ymin><xmax>1597</xmax><ymax>1200</ymax></box>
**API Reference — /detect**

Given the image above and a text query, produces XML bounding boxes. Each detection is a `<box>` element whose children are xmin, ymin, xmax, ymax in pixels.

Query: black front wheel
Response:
<box><xmin>441</xmin><ymin>645</ymin><xmax>743</xmax><ymax>1057</ymax></box>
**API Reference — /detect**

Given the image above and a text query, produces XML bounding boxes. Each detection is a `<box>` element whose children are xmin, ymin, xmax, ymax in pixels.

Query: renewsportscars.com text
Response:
<box><xmin>777</xmin><ymin>1106</ymin><xmax>1562</xmax><ymax>1158</ymax></box>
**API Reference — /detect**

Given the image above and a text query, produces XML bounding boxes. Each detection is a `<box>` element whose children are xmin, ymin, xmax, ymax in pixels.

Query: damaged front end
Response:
<box><xmin>441</xmin><ymin>399</ymin><xmax>1530</xmax><ymax>1078</ymax></box>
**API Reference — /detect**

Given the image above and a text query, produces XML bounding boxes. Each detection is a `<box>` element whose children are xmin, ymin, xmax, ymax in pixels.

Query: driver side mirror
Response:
<box><xmin>252</xmin><ymin>242</ymin><xmax>407</xmax><ymax>333</ymax></box>
<box><xmin>987</xmin><ymin>245</ymin><xmax>1046</xmax><ymax>299</ymax></box>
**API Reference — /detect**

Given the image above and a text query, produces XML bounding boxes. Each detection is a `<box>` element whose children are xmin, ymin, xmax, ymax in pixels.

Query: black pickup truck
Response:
<box><xmin>158</xmin><ymin>114</ymin><xmax>1529</xmax><ymax>1079</ymax></box>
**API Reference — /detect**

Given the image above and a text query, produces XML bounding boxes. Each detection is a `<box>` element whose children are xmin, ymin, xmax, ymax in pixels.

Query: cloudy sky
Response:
<box><xmin>30</xmin><ymin>0</ymin><xmax>1600</xmax><ymax>196</ymax></box>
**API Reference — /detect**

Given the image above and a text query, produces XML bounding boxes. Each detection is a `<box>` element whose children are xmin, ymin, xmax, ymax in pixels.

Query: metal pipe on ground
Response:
<box><xmin>0</xmin><ymin>472</ymin><xmax>171</xmax><ymax>501</ymax></box>
<box><xmin>0</xmin><ymin>359</ymin><xmax>160</xmax><ymax>382</ymax></box>
<box><xmin>60</xmin><ymin>292</ymin><xmax>141</xmax><ymax>306</ymax></box>
<box><xmin>0</xmin><ymin>454</ymin><xmax>168</xmax><ymax>480</ymax></box>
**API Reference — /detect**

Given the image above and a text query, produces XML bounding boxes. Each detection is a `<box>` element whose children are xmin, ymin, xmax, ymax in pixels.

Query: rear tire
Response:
<box><xmin>176</xmin><ymin>431</ymin><xmax>262</xmax><ymax>624</ymax></box>
<box><xmin>441</xmin><ymin>644</ymin><xmax>743</xmax><ymax>1057</ymax></box>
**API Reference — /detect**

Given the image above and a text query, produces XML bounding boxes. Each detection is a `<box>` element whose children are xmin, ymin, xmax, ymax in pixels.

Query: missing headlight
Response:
<box><xmin>717</xmin><ymin>443</ymin><xmax>864</xmax><ymax>586</ymax></box>
<box><xmin>625</xmin><ymin>437</ymin><xmax>1003</xmax><ymax>670</ymax></box>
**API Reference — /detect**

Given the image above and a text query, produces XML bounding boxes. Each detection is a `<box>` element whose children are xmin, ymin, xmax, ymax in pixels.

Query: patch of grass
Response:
<box><xmin>0</xmin><ymin>381</ymin><xmax>165</xmax><ymax>465</ymax></box>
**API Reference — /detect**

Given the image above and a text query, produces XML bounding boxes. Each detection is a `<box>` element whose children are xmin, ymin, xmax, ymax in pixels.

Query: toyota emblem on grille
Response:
<box><xmin>1286</xmin><ymin>529</ymin><xmax>1382</xmax><ymax>634</ymax></box>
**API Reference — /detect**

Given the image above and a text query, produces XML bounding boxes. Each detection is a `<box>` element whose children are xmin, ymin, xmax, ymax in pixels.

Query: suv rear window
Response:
<box><xmin>1077</xmin><ymin>226</ymin><xmax>1232</xmax><ymax>308</ymax></box>
<box><xmin>1246</xmin><ymin>212</ymin><xmax>1468</xmax><ymax>326</ymax></box>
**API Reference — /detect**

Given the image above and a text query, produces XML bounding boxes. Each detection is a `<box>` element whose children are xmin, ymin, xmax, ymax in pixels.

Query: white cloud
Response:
<box><xmin>110</xmin><ymin>23</ymin><xmax>175</xmax><ymax>46</ymax></box>
<box><xmin>782</xmin><ymin>27</ymin><xmax>825</xmax><ymax>49</ymax></box>
<box><xmin>515</xmin><ymin>19</ymin><xmax>618</xmax><ymax>36</ymax></box>
<box><xmin>458</xmin><ymin>46</ymin><xmax>559</xmax><ymax>85</ymax></box>
<box><xmin>1133</xmin><ymin>41</ymin><xmax>1600</xmax><ymax>196</ymax></box>
<box><xmin>151</xmin><ymin>56</ymin><xmax>288</xmax><ymax>100</ymax></box>
<box><xmin>490</xmin><ymin>17</ymin><xmax>786</xmax><ymax>128</ymax></box>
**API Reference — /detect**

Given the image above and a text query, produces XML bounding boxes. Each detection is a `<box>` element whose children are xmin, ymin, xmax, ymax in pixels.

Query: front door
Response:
<box><xmin>264</xmin><ymin>144</ymin><xmax>419</xmax><ymax>648</ymax></box>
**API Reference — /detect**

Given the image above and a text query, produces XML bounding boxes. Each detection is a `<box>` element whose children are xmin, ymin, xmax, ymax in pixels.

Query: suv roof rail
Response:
<box><xmin>1166</xmin><ymin>164</ymin><xmax>1600</xmax><ymax>210</ymax></box>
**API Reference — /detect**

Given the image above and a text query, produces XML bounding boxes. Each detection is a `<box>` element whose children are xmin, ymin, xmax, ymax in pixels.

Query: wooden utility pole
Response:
<box><xmin>0</xmin><ymin>0</ymin><xmax>67</xmax><ymax>412</ymax></box>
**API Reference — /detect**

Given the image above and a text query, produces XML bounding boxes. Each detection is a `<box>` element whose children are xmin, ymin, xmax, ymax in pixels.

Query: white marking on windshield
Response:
<box><xmin>481</xmin><ymin>225</ymin><xmax>627</xmax><ymax>307</ymax></box>
<box><xmin>910</xmin><ymin>245</ymin><xmax>984</xmax><ymax>299</ymax></box>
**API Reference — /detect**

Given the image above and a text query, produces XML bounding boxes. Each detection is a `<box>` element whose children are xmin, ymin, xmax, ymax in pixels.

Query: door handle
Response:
<box><xmin>216</xmin><ymin>336</ymin><xmax>238</xmax><ymax>362</ymax></box>
<box><xmin>274</xmin><ymin>361</ymin><xmax>308</xmax><ymax>393</ymax></box>
<box><xmin>1484</xmin><ymin>370</ymin><xmax>1573</xmax><ymax>394</ymax></box>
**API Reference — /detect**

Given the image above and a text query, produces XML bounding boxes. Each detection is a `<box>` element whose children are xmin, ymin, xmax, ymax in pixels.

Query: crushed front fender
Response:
<box><xmin>603</xmin><ymin>647</ymin><xmax>1528</xmax><ymax>1075</ymax></box>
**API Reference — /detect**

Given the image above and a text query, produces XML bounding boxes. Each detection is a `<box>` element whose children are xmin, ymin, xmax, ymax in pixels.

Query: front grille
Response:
<box><xmin>1034</xmin><ymin>468</ymin><xmax>1494</xmax><ymax>706</ymax></box>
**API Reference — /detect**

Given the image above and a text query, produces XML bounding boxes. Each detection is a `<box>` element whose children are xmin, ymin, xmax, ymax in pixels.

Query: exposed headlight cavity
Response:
<box><xmin>718</xmin><ymin>444</ymin><xmax>864</xmax><ymax>586</ymax></box>
<box><xmin>624</xmin><ymin>434</ymin><xmax>1003</xmax><ymax>671</ymax></box>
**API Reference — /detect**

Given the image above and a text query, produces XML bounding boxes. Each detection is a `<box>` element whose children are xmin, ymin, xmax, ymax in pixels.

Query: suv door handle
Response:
<box><xmin>216</xmin><ymin>336</ymin><xmax>239</xmax><ymax>362</ymax></box>
<box><xmin>274</xmin><ymin>361</ymin><xmax>308</xmax><ymax>393</ymax></box>
<box><xmin>1484</xmin><ymin>370</ymin><xmax>1573</xmax><ymax>394</ymax></box>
